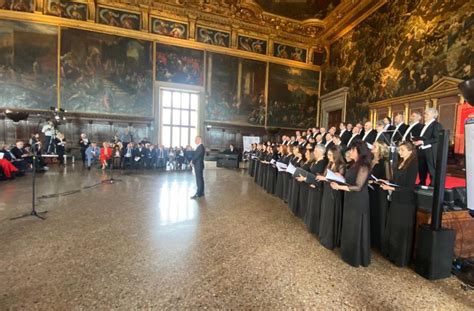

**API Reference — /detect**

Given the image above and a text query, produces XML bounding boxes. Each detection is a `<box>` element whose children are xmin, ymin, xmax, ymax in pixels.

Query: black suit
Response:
<box><xmin>362</xmin><ymin>129</ymin><xmax>377</xmax><ymax>144</ymax></box>
<box><xmin>375</xmin><ymin>132</ymin><xmax>390</xmax><ymax>145</ymax></box>
<box><xmin>391</xmin><ymin>123</ymin><xmax>408</xmax><ymax>144</ymax></box>
<box><xmin>340</xmin><ymin>130</ymin><xmax>352</xmax><ymax>145</ymax></box>
<box><xmin>403</xmin><ymin>123</ymin><xmax>423</xmax><ymax>142</ymax></box>
<box><xmin>192</xmin><ymin>144</ymin><xmax>205</xmax><ymax>196</ymax></box>
<box><xmin>417</xmin><ymin>120</ymin><xmax>443</xmax><ymax>186</ymax></box>
<box><xmin>347</xmin><ymin>134</ymin><xmax>361</xmax><ymax>149</ymax></box>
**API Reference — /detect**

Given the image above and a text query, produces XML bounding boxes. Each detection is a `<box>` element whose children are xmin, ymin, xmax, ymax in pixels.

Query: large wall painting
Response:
<box><xmin>45</xmin><ymin>0</ymin><xmax>88</xmax><ymax>21</ymax></box>
<box><xmin>205</xmin><ymin>53</ymin><xmax>238</xmax><ymax>123</ymax></box>
<box><xmin>273</xmin><ymin>43</ymin><xmax>307</xmax><ymax>63</ymax></box>
<box><xmin>60</xmin><ymin>28</ymin><xmax>153</xmax><ymax>116</ymax></box>
<box><xmin>0</xmin><ymin>20</ymin><xmax>58</xmax><ymax>110</ymax></box>
<box><xmin>0</xmin><ymin>0</ymin><xmax>34</xmax><ymax>12</ymax></box>
<box><xmin>156</xmin><ymin>43</ymin><xmax>204</xmax><ymax>86</ymax></box>
<box><xmin>151</xmin><ymin>17</ymin><xmax>188</xmax><ymax>39</ymax></box>
<box><xmin>237</xmin><ymin>35</ymin><xmax>267</xmax><ymax>55</ymax></box>
<box><xmin>205</xmin><ymin>54</ymin><xmax>266</xmax><ymax>126</ymax></box>
<box><xmin>323</xmin><ymin>0</ymin><xmax>474</xmax><ymax>122</ymax></box>
<box><xmin>97</xmin><ymin>6</ymin><xmax>141</xmax><ymax>31</ymax></box>
<box><xmin>196</xmin><ymin>27</ymin><xmax>230</xmax><ymax>48</ymax></box>
<box><xmin>267</xmin><ymin>64</ymin><xmax>319</xmax><ymax>128</ymax></box>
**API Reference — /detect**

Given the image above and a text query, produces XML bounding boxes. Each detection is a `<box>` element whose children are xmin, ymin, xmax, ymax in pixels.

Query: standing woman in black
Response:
<box><xmin>295</xmin><ymin>147</ymin><xmax>315</xmax><ymax>219</ymax></box>
<box><xmin>282</xmin><ymin>145</ymin><xmax>295</xmax><ymax>203</ymax></box>
<box><xmin>381</xmin><ymin>142</ymin><xmax>418</xmax><ymax>267</ymax></box>
<box><xmin>302</xmin><ymin>144</ymin><xmax>328</xmax><ymax>234</ymax></box>
<box><xmin>369</xmin><ymin>141</ymin><xmax>392</xmax><ymax>250</ymax></box>
<box><xmin>256</xmin><ymin>145</ymin><xmax>268</xmax><ymax>187</ymax></box>
<box><xmin>254</xmin><ymin>144</ymin><xmax>264</xmax><ymax>183</ymax></box>
<box><xmin>265</xmin><ymin>145</ymin><xmax>279</xmax><ymax>194</ymax></box>
<box><xmin>260</xmin><ymin>145</ymin><xmax>273</xmax><ymax>188</ymax></box>
<box><xmin>330</xmin><ymin>141</ymin><xmax>372</xmax><ymax>267</ymax></box>
<box><xmin>274</xmin><ymin>145</ymin><xmax>289</xmax><ymax>199</ymax></box>
<box><xmin>318</xmin><ymin>146</ymin><xmax>346</xmax><ymax>248</ymax></box>
<box><xmin>287</xmin><ymin>146</ymin><xmax>304</xmax><ymax>214</ymax></box>
<box><xmin>248</xmin><ymin>144</ymin><xmax>256</xmax><ymax>177</ymax></box>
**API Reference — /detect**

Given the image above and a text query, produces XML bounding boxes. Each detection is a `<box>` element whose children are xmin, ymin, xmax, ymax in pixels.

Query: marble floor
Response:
<box><xmin>0</xmin><ymin>165</ymin><xmax>472</xmax><ymax>309</ymax></box>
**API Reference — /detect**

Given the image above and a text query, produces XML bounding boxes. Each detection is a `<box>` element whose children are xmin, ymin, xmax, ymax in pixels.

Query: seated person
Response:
<box><xmin>0</xmin><ymin>151</ymin><xmax>19</xmax><ymax>179</ymax></box>
<box><xmin>85</xmin><ymin>142</ymin><xmax>100</xmax><ymax>170</ymax></box>
<box><xmin>99</xmin><ymin>142</ymin><xmax>112</xmax><ymax>170</ymax></box>
<box><xmin>223</xmin><ymin>144</ymin><xmax>237</xmax><ymax>154</ymax></box>
<box><xmin>121</xmin><ymin>142</ymin><xmax>135</xmax><ymax>169</ymax></box>
<box><xmin>9</xmin><ymin>141</ymin><xmax>31</xmax><ymax>172</ymax></box>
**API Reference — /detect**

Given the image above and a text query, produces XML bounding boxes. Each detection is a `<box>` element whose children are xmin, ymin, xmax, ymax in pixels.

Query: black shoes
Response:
<box><xmin>190</xmin><ymin>194</ymin><xmax>204</xmax><ymax>199</ymax></box>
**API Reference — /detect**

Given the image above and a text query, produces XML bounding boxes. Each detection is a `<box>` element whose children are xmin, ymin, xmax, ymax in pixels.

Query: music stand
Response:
<box><xmin>101</xmin><ymin>158</ymin><xmax>122</xmax><ymax>184</ymax></box>
<box><xmin>11</xmin><ymin>154</ymin><xmax>47</xmax><ymax>220</ymax></box>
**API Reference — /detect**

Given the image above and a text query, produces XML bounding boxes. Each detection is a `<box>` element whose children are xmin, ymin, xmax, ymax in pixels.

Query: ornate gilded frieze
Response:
<box><xmin>44</xmin><ymin>0</ymin><xmax>88</xmax><ymax>21</ymax></box>
<box><xmin>273</xmin><ymin>43</ymin><xmax>307</xmax><ymax>63</ymax></box>
<box><xmin>196</xmin><ymin>26</ymin><xmax>230</xmax><ymax>48</ymax></box>
<box><xmin>150</xmin><ymin>16</ymin><xmax>188</xmax><ymax>39</ymax></box>
<box><xmin>237</xmin><ymin>35</ymin><xmax>266</xmax><ymax>55</ymax></box>
<box><xmin>97</xmin><ymin>5</ymin><xmax>140</xmax><ymax>30</ymax></box>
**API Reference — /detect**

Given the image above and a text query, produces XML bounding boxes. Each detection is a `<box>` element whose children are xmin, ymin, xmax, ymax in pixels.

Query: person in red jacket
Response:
<box><xmin>99</xmin><ymin>142</ymin><xmax>112</xmax><ymax>170</ymax></box>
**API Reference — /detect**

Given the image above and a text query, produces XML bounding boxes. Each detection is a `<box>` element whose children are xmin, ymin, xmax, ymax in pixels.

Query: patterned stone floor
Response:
<box><xmin>0</xmin><ymin>165</ymin><xmax>472</xmax><ymax>309</ymax></box>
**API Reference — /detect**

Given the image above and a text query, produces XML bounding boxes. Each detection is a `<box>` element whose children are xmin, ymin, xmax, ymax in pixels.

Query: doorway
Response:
<box><xmin>159</xmin><ymin>88</ymin><xmax>199</xmax><ymax>148</ymax></box>
<box><xmin>327</xmin><ymin>109</ymin><xmax>342</xmax><ymax>129</ymax></box>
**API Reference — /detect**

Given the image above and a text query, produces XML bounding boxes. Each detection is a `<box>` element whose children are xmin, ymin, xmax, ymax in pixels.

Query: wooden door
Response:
<box><xmin>327</xmin><ymin>109</ymin><xmax>342</xmax><ymax>129</ymax></box>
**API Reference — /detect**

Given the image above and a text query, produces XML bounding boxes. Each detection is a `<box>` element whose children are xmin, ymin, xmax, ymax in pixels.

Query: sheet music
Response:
<box><xmin>276</xmin><ymin>162</ymin><xmax>288</xmax><ymax>172</ymax></box>
<box><xmin>326</xmin><ymin>169</ymin><xmax>346</xmax><ymax>184</ymax></box>
<box><xmin>366</xmin><ymin>142</ymin><xmax>373</xmax><ymax>149</ymax></box>
<box><xmin>0</xmin><ymin>152</ymin><xmax>4</xmax><ymax>160</ymax></box>
<box><xmin>270</xmin><ymin>159</ymin><xmax>276</xmax><ymax>164</ymax></box>
<box><xmin>286</xmin><ymin>162</ymin><xmax>297</xmax><ymax>175</ymax></box>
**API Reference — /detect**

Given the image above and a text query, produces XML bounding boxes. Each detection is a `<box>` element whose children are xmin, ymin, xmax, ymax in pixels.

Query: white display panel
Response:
<box><xmin>465</xmin><ymin>119</ymin><xmax>474</xmax><ymax>211</ymax></box>
<box><xmin>243</xmin><ymin>136</ymin><xmax>260</xmax><ymax>152</ymax></box>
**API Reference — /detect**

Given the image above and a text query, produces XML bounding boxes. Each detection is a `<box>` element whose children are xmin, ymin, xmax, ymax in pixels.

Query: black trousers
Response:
<box><xmin>195</xmin><ymin>168</ymin><xmax>204</xmax><ymax>196</ymax></box>
<box><xmin>418</xmin><ymin>147</ymin><xmax>436</xmax><ymax>186</ymax></box>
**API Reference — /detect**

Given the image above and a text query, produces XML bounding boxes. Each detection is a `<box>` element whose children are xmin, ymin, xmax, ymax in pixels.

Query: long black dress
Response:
<box><xmin>340</xmin><ymin>164</ymin><xmax>371</xmax><ymax>267</ymax></box>
<box><xmin>303</xmin><ymin>158</ymin><xmax>328</xmax><ymax>234</ymax></box>
<box><xmin>249</xmin><ymin>153</ymin><xmax>256</xmax><ymax>177</ymax></box>
<box><xmin>256</xmin><ymin>152</ymin><xmax>267</xmax><ymax>187</ymax></box>
<box><xmin>369</xmin><ymin>159</ymin><xmax>390</xmax><ymax>250</ymax></box>
<box><xmin>382</xmin><ymin>159</ymin><xmax>418</xmax><ymax>267</ymax></box>
<box><xmin>265</xmin><ymin>153</ymin><xmax>279</xmax><ymax>194</ymax></box>
<box><xmin>287</xmin><ymin>157</ymin><xmax>302</xmax><ymax>214</ymax></box>
<box><xmin>274</xmin><ymin>154</ymin><xmax>290</xmax><ymax>199</ymax></box>
<box><xmin>319</xmin><ymin>164</ymin><xmax>345</xmax><ymax>249</ymax></box>
<box><xmin>254</xmin><ymin>151</ymin><xmax>263</xmax><ymax>183</ymax></box>
<box><xmin>282</xmin><ymin>155</ymin><xmax>295</xmax><ymax>203</ymax></box>
<box><xmin>296</xmin><ymin>160</ymin><xmax>314</xmax><ymax>219</ymax></box>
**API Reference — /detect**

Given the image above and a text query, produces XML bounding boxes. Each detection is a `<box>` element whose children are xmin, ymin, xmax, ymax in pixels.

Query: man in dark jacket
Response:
<box><xmin>191</xmin><ymin>136</ymin><xmax>205</xmax><ymax>199</ymax></box>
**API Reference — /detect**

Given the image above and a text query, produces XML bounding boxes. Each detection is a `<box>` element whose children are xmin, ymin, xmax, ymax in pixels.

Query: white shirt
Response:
<box><xmin>347</xmin><ymin>134</ymin><xmax>358</xmax><ymax>146</ymax></box>
<box><xmin>362</xmin><ymin>129</ymin><xmax>373</xmax><ymax>141</ymax></box>
<box><xmin>419</xmin><ymin>119</ymin><xmax>435</xmax><ymax>149</ymax></box>
<box><xmin>420</xmin><ymin>119</ymin><xmax>435</xmax><ymax>137</ymax></box>
<box><xmin>324</xmin><ymin>140</ymin><xmax>332</xmax><ymax>147</ymax></box>
<box><xmin>402</xmin><ymin>121</ymin><xmax>419</xmax><ymax>142</ymax></box>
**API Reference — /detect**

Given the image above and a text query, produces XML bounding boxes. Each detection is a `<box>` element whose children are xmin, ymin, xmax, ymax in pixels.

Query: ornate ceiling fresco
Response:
<box><xmin>116</xmin><ymin>0</ymin><xmax>387</xmax><ymax>45</ymax></box>
<box><xmin>256</xmin><ymin>0</ymin><xmax>341</xmax><ymax>21</ymax></box>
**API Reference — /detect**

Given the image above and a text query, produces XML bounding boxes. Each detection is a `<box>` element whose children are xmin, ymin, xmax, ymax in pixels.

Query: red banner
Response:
<box><xmin>455</xmin><ymin>102</ymin><xmax>474</xmax><ymax>154</ymax></box>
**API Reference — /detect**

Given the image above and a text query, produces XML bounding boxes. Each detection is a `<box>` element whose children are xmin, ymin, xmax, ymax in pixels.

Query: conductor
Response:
<box><xmin>191</xmin><ymin>135</ymin><xmax>205</xmax><ymax>199</ymax></box>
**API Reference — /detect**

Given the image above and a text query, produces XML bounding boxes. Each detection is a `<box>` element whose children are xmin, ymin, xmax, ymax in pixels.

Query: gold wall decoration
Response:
<box><xmin>96</xmin><ymin>5</ymin><xmax>140</xmax><ymax>31</ymax></box>
<box><xmin>273</xmin><ymin>43</ymin><xmax>307</xmax><ymax>63</ymax></box>
<box><xmin>150</xmin><ymin>16</ymin><xmax>188</xmax><ymax>39</ymax></box>
<box><xmin>0</xmin><ymin>0</ymin><xmax>35</xmax><ymax>12</ymax></box>
<box><xmin>44</xmin><ymin>0</ymin><xmax>87</xmax><ymax>21</ymax></box>
<box><xmin>196</xmin><ymin>26</ymin><xmax>230</xmax><ymax>48</ymax></box>
<box><xmin>237</xmin><ymin>35</ymin><xmax>267</xmax><ymax>55</ymax></box>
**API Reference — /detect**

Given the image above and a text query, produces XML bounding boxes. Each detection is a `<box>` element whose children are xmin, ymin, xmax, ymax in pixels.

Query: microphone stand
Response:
<box><xmin>11</xmin><ymin>155</ymin><xmax>47</xmax><ymax>220</ymax></box>
<box><xmin>101</xmin><ymin>157</ymin><xmax>122</xmax><ymax>184</ymax></box>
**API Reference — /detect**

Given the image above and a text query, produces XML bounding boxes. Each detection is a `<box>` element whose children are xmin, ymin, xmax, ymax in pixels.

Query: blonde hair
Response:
<box><xmin>374</xmin><ymin>141</ymin><xmax>389</xmax><ymax>161</ymax></box>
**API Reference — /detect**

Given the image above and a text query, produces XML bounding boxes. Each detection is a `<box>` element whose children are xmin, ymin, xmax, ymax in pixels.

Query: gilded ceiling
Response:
<box><xmin>255</xmin><ymin>0</ymin><xmax>341</xmax><ymax>21</ymax></box>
